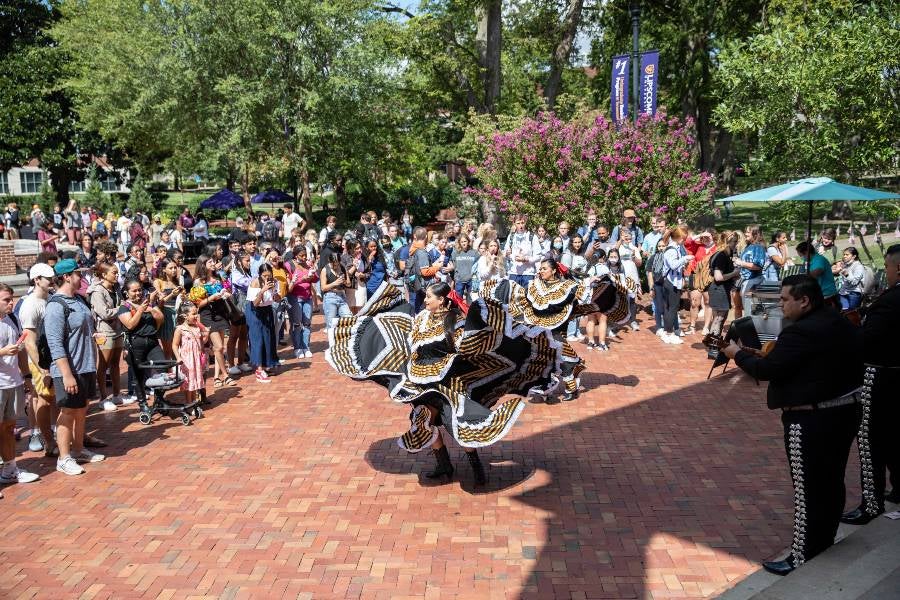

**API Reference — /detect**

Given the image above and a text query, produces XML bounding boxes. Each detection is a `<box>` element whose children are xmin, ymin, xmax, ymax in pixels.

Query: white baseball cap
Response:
<box><xmin>29</xmin><ymin>263</ymin><xmax>56</xmax><ymax>281</ymax></box>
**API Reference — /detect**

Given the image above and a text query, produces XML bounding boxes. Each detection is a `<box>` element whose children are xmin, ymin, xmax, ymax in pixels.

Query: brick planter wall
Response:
<box><xmin>0</xmin><ymin>241</ymin><xmax>16</xmax><ymax>276</ymax></box>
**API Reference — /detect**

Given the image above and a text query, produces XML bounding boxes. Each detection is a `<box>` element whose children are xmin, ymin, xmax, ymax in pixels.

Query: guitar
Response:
<box><xmin>702</xmin><ymin>333</ymin><xmax>775</xmax><ymax>357</ymax></box>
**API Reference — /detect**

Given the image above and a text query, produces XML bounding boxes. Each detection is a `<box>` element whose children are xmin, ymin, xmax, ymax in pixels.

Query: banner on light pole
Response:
<box><xmin>639</xmin><ymin>50</ymin><xmax>659</xmax><ymax>117</ymax></box>
<box><xmin>610</xmin><ymin>54</ymin><xmax>630</xmax><ymax>125</ymax></box>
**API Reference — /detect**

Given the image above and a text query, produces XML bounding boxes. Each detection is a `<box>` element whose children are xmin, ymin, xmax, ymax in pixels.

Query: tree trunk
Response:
<box><xmin>300</xmin><ymin>168</ymin><xmax>313</xmax><ymax>225</ymax></box>
<box><xmin>544</xmin><ymin>0</ymin><xmax>585</xmax><ymax>109</ymax></box>
<box><xmin>48</xmin><ymin>165</ymin><xmax>72</xmax><ymax>207</ymax></box>
<box><xmin>475</xmin><ymin>0</ymin><xmax>502</xmax><ymax>114</ymax></box>
<box><xmin>173</xmin><ymin>170</ymin><xmax>181</xmax><ymax>192</ymax></box>
<box><xmin>241</xmin><ymin>163</ymin><xmax>251</xmax><ymax>213</ymax></box>
<box><xmin>334</xmin><ymin>176</ymin><xmax>346</xmax><ymax>214</ymax></box>
<box><xmin>225</xmin><ymin>163</ymin><xmax>236</xmax><ymax>191</ymax></box>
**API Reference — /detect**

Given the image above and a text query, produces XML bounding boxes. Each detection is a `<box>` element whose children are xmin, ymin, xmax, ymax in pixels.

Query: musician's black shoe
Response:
<box><xmin>840</xmin><ymin>507</ymin><xmax>882</xmax><ymax>525</ymax></box>
<box><xmin>762</xmin><ymin>556</ymin><xmax>796</xmax><ymax>576</ymax></box>
<box><xmin>886</xmin><ymin>489</ymin><xmax>900</xmax><ymax>504</ymax></box>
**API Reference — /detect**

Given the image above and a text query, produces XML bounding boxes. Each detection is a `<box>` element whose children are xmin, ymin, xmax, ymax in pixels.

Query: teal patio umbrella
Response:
<box><xmin>718</xmin><ymin>177</ymin><xmax>900</xmax><ymax>269</ymax></box>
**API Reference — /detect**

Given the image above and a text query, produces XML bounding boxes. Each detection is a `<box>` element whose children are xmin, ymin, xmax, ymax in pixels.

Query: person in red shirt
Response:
<box><xmin>683</xmin><ymin>229</ymin><xmax>716</xmax><ymax>334</ymax></box>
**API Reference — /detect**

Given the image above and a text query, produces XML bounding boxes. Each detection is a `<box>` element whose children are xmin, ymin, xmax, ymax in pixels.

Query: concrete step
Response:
<box><xmin>718</xmin><ymin>501</ymin><xmax>900</xmax><ymax>600</ymax></box>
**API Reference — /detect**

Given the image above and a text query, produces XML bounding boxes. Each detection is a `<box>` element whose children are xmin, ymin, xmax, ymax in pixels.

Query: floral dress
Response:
<box><xmin>177</xmin><ymin>324</ymin><xmax>207</xmax><ymax>392</ymax></box>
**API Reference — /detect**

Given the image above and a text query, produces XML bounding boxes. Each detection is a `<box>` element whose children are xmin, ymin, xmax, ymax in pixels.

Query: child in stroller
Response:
<box><xmin>118</xmin><ymin>279</ymin><xmax>201</xmax><ymax>425</ymax></box>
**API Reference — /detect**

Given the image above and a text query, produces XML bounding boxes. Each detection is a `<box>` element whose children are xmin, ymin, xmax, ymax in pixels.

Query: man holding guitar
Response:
<box><xmin>721</xmin><ymin>275</ymin><xmax>862</xmax><ymax>576</ymax></box>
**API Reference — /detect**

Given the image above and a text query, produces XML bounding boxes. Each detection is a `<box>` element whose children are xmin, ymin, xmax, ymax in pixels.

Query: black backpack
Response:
<box><xmin>37</xmin><ymin>296</ymin><xmax>77</xmax><ymax>370</ymax></box>
<box><xmin>650</xmin><ymin>250</ymin><xmax>668</xmax><ymax>282</ymax></box>
<box><xmin>262</xmin><ymin>220</ymin><xmax>279</xmax><ymax>242</ymax></box>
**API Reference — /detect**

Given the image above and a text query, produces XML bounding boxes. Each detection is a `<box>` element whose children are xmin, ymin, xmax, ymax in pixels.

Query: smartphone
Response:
<box><xmin>15</xmin><ymin>331</ymin><xmax>27</xmax><ymax>346</ymax></box>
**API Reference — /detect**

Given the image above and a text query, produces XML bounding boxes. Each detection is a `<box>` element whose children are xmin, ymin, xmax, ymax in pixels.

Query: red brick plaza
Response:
<box><xmin>0</xmin><ymin>311</ymin><xmax>861</xmax><ymax>599</ymax></box>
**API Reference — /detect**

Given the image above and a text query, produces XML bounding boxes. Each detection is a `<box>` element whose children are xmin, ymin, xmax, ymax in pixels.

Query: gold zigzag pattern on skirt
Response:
<box><xmin>456</xmin><ymin>397</ymin><xmax>524</xmax><ymax>445</ymax></box>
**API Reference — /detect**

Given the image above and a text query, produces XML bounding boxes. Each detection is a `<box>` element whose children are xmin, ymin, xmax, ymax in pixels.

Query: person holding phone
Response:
<box><xmin>245</xmin><ymin>264</ymin><xmax>281</xmax><ymax>383</ymax></box>
<box><xmin>194</xmin><ymin>254</ymin><xmax>233</xmax><ymax>387</ymax></box>
<box><xmin>117</xmin><ymin>279</ymin><xmax>165</xmax><ymax>409</ymax></box>
<box><xmin>152</xmin><ymin>258</ymin><xmax>183</xmax><ymax>358</ymax></box>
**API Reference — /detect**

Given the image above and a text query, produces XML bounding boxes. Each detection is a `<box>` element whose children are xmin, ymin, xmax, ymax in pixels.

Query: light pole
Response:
<box><xmin>631</xmin><ymin>2</ymin><xmax>640</xmax><ymax>123</ymax></box>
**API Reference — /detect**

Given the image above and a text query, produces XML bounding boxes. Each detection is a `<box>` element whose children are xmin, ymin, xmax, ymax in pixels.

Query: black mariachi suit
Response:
<box><xmin>734</xmin><ymin>306</ymin><xmax>862</xmax><ymax>565</ymax></box>
<box><xmin>857</xmin><ymin>283</ymin><xmax>900</xmax><ymax>516</ymax></box>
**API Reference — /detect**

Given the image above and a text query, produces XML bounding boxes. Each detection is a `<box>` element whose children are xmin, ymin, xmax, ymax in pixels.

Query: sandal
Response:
<box><xmin>223</xmin><ymin>377</ymin><xmax>237</xmax><ymax>387</ymax></box>
<box><xmin>214</xmin><ymin>378</ymin><xmax>223</xmax><ymax>388</ymax></box>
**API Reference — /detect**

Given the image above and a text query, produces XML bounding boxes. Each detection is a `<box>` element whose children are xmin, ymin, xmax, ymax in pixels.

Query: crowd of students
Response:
<box><xmin>0</xmin><ymin>200</ymin><xmax>870</xmax><ymax>493</ymax></box>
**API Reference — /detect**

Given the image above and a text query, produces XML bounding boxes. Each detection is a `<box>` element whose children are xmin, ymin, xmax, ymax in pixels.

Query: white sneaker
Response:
<box><xmin>304</xmin><ymin>350</ymin><xmax>313</xmax><ymax>359</ymax></box>
<box><xmin>656</xmin><ymin>328</ymin><xmax>667</xmax><ymax>338</ymax></box>
<box><xmin>294</xmin><ymin>349</ymin><xmax>305</xmax><ymax>359</ymax></box>
<box><xmin>0</xmin><ymin>467</ymin><xmax>40</xmax><ymax>484</ymax></box>
<box><xmin>665</xmin><ymin>333</ymin><xmax>684</xmax><ymax>345</ymax></box>
<box><xmin>101</xmin><ymin>398</ymin><xmax>117</xmax><ymax>412</ymax></box>
<box><xmin>56</xmin><ymin>456</ymin><xmax>85</xmax><ymax>476</ymax></box>
<box><xmin>676</xmin><ymin>329</ymin><xmax>685</xmax><ymax>337</ymax></box>
<box><xmin>629</xmin><ymin>321</ymin><xmax>640</xmax><ymax>331</ymax></box>
<box><xmin>227</xmin><ymin>366</ymin><xmax>241</xmax><ymax>376</ymax></box>
<box><xmin>74</xmin><ymin>449</ymin><xmax>105</xmax><ymax>463</ymax></box>
<box><xmin>119</xmin><ymin>394</ymin><xmax>138</xmax><ymax>405</ymax></box>
<box><xmin>238</xmin><ymin>363</ymin><xmax>254</xmax><ymax>373</ymax></box>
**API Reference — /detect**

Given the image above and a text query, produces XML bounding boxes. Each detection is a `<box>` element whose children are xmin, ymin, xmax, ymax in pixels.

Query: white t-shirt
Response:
<box><xmin>18</xmin><ymin>294</ymin><xmax>47</xmax><ymax>332</ymax></box>
<box><xmin>282</xmin><ymin>212</ymin><xmax>303</xmax><ymax>239</ymax></box>
<box><xmin>0</xmin><ymin>315</ymin><xmax>24</xmax><ymax>389</ymax></box>
<box><xmin>117</xmin><ymin>216</ymin><xmax>132</xmax><ymax>244</ymax></box>
<box><xmin>170</xmin><ymin>229</ymin><xmax>183</xmax><ymax>248</ymax></box>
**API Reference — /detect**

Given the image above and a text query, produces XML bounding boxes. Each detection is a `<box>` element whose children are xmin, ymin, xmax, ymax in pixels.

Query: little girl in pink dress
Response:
<box><xmin>172</xmin><ymin>303</ymin><xmax>208</xmax><ymax>404</ymax></box>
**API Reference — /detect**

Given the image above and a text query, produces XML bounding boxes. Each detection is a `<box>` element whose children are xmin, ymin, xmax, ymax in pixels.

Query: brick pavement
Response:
<box><xmin>0</xmin><ymin>311</ymin><xmax>862</xmax><ymax>600</ymax></box>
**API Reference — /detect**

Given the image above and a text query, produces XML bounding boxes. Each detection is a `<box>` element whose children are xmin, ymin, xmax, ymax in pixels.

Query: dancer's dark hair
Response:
<box><xmin>427</xmin><ymin>281</ymin><xmax>460</xmax><ymax>349</ymax></box>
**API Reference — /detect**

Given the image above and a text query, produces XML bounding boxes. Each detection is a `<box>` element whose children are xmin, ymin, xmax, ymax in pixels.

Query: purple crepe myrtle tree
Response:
<box><xmin>465</xmin><ymin>111</ymin><xmax>715</xmax><ymax>231</ymax></box>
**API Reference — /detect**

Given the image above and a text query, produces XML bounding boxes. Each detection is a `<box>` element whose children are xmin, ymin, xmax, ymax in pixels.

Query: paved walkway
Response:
<box><xmin>0</xmin><ymin>311</ymin><xmax>862</xmax><ymax>599</ymax></box>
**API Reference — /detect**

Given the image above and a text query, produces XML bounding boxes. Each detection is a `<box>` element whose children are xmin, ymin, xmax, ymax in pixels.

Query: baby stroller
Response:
<box><xmin>124</xmin><ymin>335</ymin><xmax>203</xmax><ymax>426</ymax></box>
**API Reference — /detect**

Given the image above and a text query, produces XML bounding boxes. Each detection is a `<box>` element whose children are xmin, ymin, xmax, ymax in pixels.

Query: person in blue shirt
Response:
<box><xmin>735</xmin><ymin>225</ymin><xmax>767</xmax><ymax>314</ymax></box>
<box><xmin>576</xmin><ymin>212</ymin><xmax>601</xmax><ymax>245</ymax></box>
<box><xmin>796</xmin><ymin>241</ymin><xmax>838</xmax><ymax>306</ymax></box>
<box><xmin>610</xmin><ymin>208</ymin><xmax>644</xmax><ymax>246</ymax></box>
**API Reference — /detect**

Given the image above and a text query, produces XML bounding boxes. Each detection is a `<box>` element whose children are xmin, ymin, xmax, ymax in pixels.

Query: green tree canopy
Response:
<box><xmin>714</xmin><ymin>2</ymin><xmax>900</xmax><ymax>183</ymax></box>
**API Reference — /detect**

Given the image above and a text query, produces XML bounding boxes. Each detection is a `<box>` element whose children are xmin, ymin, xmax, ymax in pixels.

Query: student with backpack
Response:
<box><xmin>660</xmin><ymin>226</ymin><xmax>696</xmax><ymax>345</ymax></box>
<box><xmin>504</xmin><ymin>215</ymin><xmax>540</xmax><ymax>287</ymax></box>
<box><xmin>647</xmin><ymin>238</ymin><xmax>669</xmax><ymax>334</ymax></box>
<box><xmin>19</xmin><ymin>263</ymin><xmax>59</xmax><ymax>457</ymax></box>
<box><xmin>43</xmin><ymin>258</ymin><xmax>105</xmax><ymax>476</ymax></box>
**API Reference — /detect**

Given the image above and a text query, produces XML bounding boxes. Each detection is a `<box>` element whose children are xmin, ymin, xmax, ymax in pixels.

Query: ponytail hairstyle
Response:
<box><xmin>176</xmin><ymin>301</ymin><xmax>197</xmax><ymax>326</ymax></box>
<box><xmin>427</xmin><ymin>281</ymin><xmax>461</xmax><ymax>350</ymax></box>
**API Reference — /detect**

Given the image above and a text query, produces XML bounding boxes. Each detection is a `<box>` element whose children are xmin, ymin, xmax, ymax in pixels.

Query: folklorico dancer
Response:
<box><xmin>480</xmin><ymin>257</ymin><xmax>637</xmax><ymax>402</ymax></box>
<box><xmin>325</xmin><ymin>268</ymin><xmax>631</xmax><ymax>485</ymax></box>
<box><xmin>841</xmin><ymin>243</ymin><xmax>900</xmax><ymax>525</ymax></box>
<box><xmin>326</xmin><ymin>281</ymin><xmax>560</xmax><ymax>485</ymax></box>
<box><xmin>723</xmin><ymin>274</ymin><xmax>862</xmax><ymax>576</ymax></box>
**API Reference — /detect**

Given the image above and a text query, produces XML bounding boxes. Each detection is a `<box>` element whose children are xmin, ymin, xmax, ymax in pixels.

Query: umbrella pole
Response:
<box><xmin>806</xmin><ymin>202</ymin><xmax>813</xmax><ymax>273</ymax></box>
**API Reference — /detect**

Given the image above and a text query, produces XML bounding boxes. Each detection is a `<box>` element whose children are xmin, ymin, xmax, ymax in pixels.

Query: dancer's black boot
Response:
<box><xmin>466</xmin><ymin>450</ymin><xmax>487</xmax><ymax>485</ymax></box>
<box><xmin>425</xmin><ymin>446</ymin><xmax>454</xmax><ymax>481</ymax></box>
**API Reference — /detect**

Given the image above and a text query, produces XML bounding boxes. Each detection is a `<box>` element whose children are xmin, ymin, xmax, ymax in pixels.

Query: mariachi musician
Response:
<box><xmin>722</xmin><ymin>274</ymin><xmax>862</xmax><ymax>576</ymax></box>
<box><xmin>841</xmin><ymin>244</ymin><xmax>900</xmax><ymax>524</ymax></box>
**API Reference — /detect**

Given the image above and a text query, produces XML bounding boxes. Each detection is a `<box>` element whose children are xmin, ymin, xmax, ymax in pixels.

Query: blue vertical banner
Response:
<box><xmin>610</xmin><ymin>54</ymin><xmax>630</xmax><ymax>125</ymax></box>
<box><xmin>639</xmin><ymin>50</ymin><xmax>659</xmax><ymax>117</ymax></box>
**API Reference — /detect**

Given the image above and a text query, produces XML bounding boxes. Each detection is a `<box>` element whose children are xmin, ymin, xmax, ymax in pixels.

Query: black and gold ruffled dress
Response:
<box><xmin>480</xmin><ymin>275</ymin><xmax>635</xmax><ymax>394</ymax></box>
<box><xmin>325</xmin><ymin>282</ymin><xmax>562</xmax><ymax>452</ymax></box>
